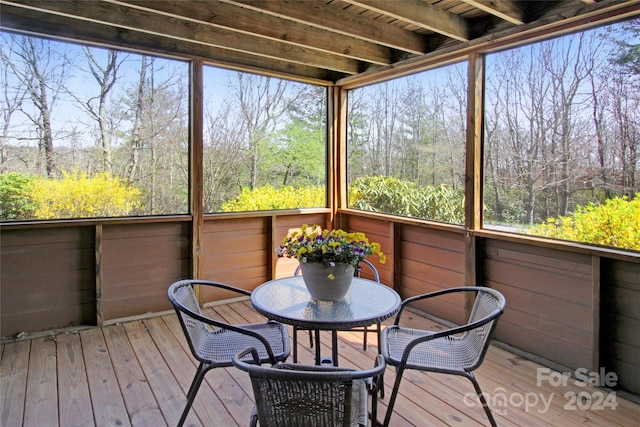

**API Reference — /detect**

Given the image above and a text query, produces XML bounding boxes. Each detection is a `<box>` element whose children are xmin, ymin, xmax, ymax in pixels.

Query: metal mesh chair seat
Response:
<box><xmin>193</xmin><ymin>322</ymin><xmax>289</xmax><ymax>364</ymax></box>
<box><xmin>168</xmin><ymin>279</ymin><xmax>290</xmax><ymax>427</ymax></box>
<box><xmin>380</xmin><ymin>286</ymin><xmax>505</xmax><ymax>427</ymax></box>
<box><xmin>383</xmin><ymin>328</ymin><xmax>482</xmax><ymax>372</ymax></box>
<box><xmin>234</xmin><ymin>347</ymin><xmax>386</xmax><ymax>427</ymax></box>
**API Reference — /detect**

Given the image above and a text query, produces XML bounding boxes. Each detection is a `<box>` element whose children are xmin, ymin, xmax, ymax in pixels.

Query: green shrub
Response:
<box><xmin>30</xmin><ymin>170</ymin><xmax>142</xmax><ymax>219</ymax></box>
<box><xmin>349</xmin><ymin>176</ymin><xmax>464</xmax><ymax>223</ymax></box>
<box><xmin>530</xmin><ymin>193</ymin><xmax>640</xmax><ymax>250</ymax></box>
<box><xmin>0</xmin><ymin>172</ymin><xmax>37</xmax><ymax>219</ymax></box>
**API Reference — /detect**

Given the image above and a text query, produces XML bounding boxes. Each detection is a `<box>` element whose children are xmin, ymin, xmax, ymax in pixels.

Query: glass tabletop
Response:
<box><xmin>251</xmin><ymin>276</ymin><xmax>401</xmax><ymax>330</ymax></box>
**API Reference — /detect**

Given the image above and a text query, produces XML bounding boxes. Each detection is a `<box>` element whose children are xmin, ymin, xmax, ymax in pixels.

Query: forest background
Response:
<box><xmin>1</xmin><ymin>19</ymin><xmax>638</xmax><ymax>250</ymax></box>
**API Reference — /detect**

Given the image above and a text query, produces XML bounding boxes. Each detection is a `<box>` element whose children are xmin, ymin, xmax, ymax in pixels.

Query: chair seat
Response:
<box><xmin>382</xmin><ymin>327</ymin><xmax>480</xmax><ymax>372</ymax></box>
<box><xmin>195</xmin><ymin>322</ymin><xmax>289</xmax><ymax>365</ymax></box>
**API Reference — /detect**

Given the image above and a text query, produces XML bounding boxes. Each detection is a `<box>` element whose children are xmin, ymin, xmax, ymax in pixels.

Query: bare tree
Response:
<box><xmin>5</xmin><ymin>35</ymin><xmax>70</xmax><ymax>176</ymax></box>
<box><xmin>399</xmin><ymin>78</ymin><xmax>429</xmax><ymax>183</ymax></box>
<box><xmin>127</xmin><ymin>55</ymin><xmax>149</xmax><ymax>184</ymax></box>
<box><xmin>588</xmin><ymin>64</ymin><xmax>612</xmax><ymax>199</ymax></box>
<box><xmin>78</xmin><ymin>48</ymin><xmax>125</xmax><ymax>173</ymax></box>
<box><xmin>0</xmin><ymin>36</ymin><xmax>28</xmax><ymax>172</ymax></box>
<box><xmin>123</xmin><ymin>56</ymin><xmax>187</xmax><ymax>214</ymax></box>
<box><xmin>231</xmin><ymin>73</ymin><xmax>289</xmax><ymax>190</ymax></box>
<box><xmin>203</xmin><ymin>100</ymin><xmax>246</xmax><ymax>210</ymax></box>
<box><xmin>607</xmin><ymin>74</ymin><xmax>639</xmax><ymax>196</ymax></box>
<box><xmin>369</xmin><ymin>81</ymin><xmax>403</xmax><ymax>176</ymax></box>
<box><xmin>542</xmin><ymin>33</ymin><xmax>599</xmax><ymax>216</ymax></box>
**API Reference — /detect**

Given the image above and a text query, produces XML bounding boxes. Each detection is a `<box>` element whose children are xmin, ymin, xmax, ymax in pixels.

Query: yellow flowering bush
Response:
<box><xmin>221</xmin><ymin>185</ymin><xmax>324</xmax><ymax>211</ymax></box>
<box><xmin>276</xmin><ymin>224</ymin><xmax>386</xmax><ymax>277</ymax></box>
<box><xmin>30</xmin><ymin>170</ymin><xmax>141</xmax><ymax>219</ymax></box>
<box><xmin>530</xmin><ymin>193</ymin><xmax>640</xmax><ymax>251</ymax></box>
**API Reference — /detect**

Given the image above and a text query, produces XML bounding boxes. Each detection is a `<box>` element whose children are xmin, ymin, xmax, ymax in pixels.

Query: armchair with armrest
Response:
<box><xmin>380</xmin><ymin>286</ymin><xmax>506</xmax><ymax>427</ymax></box>
<box><xmin>233</xmin><ymin>347</ymin><xmax>386</xmax><ymax>426</ymax></box>
<box><xmin>168</xmin><ymin>279</ymin><xmax>290</xmax><ymax>427</ymax></box>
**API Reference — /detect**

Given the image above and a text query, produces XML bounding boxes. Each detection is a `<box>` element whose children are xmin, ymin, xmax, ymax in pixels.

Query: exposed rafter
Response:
<box><xmin>458</xmin><ymin>0</ymin><xmax>525</xmax><ymax>25</ymax></box>
<box><xmin>342</xmin><ymin>0</ymin><xmax>471</xmax><ymax>41</ymax></box>
<box><xmin>1</xmin><ymin>0</ymin><xmax>638</xmax><ymax>84</ymax></box>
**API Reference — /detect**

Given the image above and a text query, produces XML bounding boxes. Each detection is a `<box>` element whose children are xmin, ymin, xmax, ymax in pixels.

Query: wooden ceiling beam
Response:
<box><xmin>119</xmin><ymin>0</ymin><xmax>395</xmax><ymax>66</ymax></box>
<box><xmin>225</xmin><ymin>0</ymin><xmax>428</xmax><ymax>54</ymax></box>
<box><xmin>458</xmin><ymin>0</ymin><xmax>525</xmax><ymax>25</ymax></box>
<box><xmin>342</xmin><ymin>0</ymin><xmax>471</xmax><ymax>41</ymax></box>
<box><xmin>0</xmin><ymin>3</ymin><xmax>342</xmax><ymax>83</ymax></box>
<box><xmin>4</xmin><ymin>0</ymin><xmax>361</xmax><ymax>74</ymax></box>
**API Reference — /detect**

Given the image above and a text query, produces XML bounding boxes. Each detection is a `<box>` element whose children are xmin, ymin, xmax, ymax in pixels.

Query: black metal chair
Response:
<box><xmin>380</xmin><ymin>286</ymin><xmax>506</xmax><ymax>427</ymax></box>
<box><xmin>293</xmin><ymin>259</ymin><xmax>382</xmax><ymax>363</ymax></box>
<box><xmin>233</xmin><ymin>347</ymin><xmax>386</xmax><ymax>427</ymax></box>
<box><xmin>168</xmin><ymin>279</ymin><xmax>290</xmax><ymax>427</ymax></box>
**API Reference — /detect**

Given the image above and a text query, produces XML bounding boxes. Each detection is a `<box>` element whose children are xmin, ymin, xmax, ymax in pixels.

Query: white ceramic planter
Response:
<box><xmin>299</xmin><ymin>262</ymin><xmax>355</xmax><ymax>301</ymax></box>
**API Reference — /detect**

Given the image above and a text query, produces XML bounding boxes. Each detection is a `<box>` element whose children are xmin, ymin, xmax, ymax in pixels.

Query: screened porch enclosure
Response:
<box><xmin>1</xmin><ymin>0</ymin><xmax>640</xmax><ymax>417</ymax></box>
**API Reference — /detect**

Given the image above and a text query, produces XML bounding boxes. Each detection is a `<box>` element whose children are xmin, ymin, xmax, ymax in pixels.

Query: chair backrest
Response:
<box><xmin>168</xmin><ymin>280</ymin><xmax>211</xmax><ymax>361</ymax></box>
<box><xmin>294</xmin><ymin>259</ymin><xmax>380</xmax><ymax>283</ymax></box>
<box><xmin>462</xmin><ymin>287</ymin><xmax>506</xmax><ymax>370</ymax></box>
<box><xmin>233</xmin><ymin>348</ymin><xmax>385</xmax><ymax>427</ymax></box>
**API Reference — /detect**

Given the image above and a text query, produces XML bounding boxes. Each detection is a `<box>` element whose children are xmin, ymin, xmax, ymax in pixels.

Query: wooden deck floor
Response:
<box><xmin>2</xmin><ymin>299</ymin><xmax>639</xmax><ymax>426</ymax></box>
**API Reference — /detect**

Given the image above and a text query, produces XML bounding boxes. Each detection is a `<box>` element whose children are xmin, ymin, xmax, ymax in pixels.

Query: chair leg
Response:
<box><xmin>178</xmin><ymin>363</ymin><xmax>209</xmax><ymax>427</ymax></box>
<box><xmin>383</xmin><ymin>366</ymin><xmax>406</xmax><ymax>427</ymax></box>
<box><xmin>293</xmin><ymin>326</ymin><xmax>299</xmax><ymax>363</ymax></box>
<box><xmin>467</xmin><ymin>372</ymin><xmax>498</xmax><ymax>427</ymax></box>
<box><xmin>376</xmin><ymin>322</ymin><xmax>384</xmax><ymax>398</ymax></box>
<box><xmin>378</xmin><ymin>372</ymin><xmax>385</xmax><ymax>399</ymax></box>
<box><xmin>363</xmin><ymin>325</ymin><xmax>368</xmax><ymax>350</ymax></box>
<box><xmin>250</xmin><ymin>407</ymin><xmax>259</xmax><ymax>427</ymax></box>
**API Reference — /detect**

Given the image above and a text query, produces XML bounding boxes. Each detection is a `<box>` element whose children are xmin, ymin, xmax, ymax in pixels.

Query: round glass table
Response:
<box><xmin>251</xmin><ymin>276</ymin><xmax>401</xmax><ymax>365</ymax></box>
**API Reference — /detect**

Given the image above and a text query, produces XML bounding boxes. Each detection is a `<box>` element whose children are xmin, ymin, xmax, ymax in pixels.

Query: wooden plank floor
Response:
<box><xmin>2</xmin><ymin>300</ymin><xmax>639</xmax><ymax>426</ymax></box>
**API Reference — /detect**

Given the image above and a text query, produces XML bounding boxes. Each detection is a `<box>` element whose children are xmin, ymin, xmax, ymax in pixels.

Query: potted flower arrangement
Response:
<box><xmin>276</xmin><ymin>224</ymin><xmax>386</xmax><ymax>300</ymax></box>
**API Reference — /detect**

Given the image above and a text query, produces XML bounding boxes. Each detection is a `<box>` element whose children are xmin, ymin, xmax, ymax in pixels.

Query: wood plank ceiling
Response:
<box><xmin>1</xmin><ymin>0</ymin><xmax>639</xmax><ymax>85</ymax></box>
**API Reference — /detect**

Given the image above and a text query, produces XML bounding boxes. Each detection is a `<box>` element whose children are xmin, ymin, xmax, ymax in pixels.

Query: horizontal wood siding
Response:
<box><xmin>101</xmin><ymin>222</ymin><xmax>190</xmax><ymax>321</ymax></box>
<box><xmin>343</xmin><ymin>216</ymin><xmax>393</xmax><ymax>284</ymax></box>
<box><xmin>1</xmin><ymin>226</ymin><xmax>95</xmax><ymax>336</ymax></box>
<box><xmin>400</xmin><ymin>224</ymin><xmax>467</xmax><ymax>325</ymax></box>
<box><xmin>601</xmin><ymin>259</ymin><xmax>640</xmax><ymax>395</ymax></box>
<box><xmin>479</xmin><ymin>238</ymin><xmax>595</xmax><ymax>371</ymax></box>
<box><xmin>273</xmin><ymin>213</ymin><xmax>330</xmax><ymax>279</ymax></box>
<box><xmin>201</xmin><ymin>217</ymin><xmax>270</xmax><ymax>301</ymax></box>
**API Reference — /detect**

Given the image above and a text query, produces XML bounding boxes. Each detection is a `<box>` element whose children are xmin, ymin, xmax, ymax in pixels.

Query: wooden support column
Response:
<box><xmin>190</xmin><ymin>60</ymin><xmax>204</xmax><ymax>291</ymax></box>
<box><xmin>591</xmin><ymin>255</ymin><xmax>601</xmax><ymax>373</ymax></box>
<box><xmin>269</xmin><ymin>215</ymin><xmax>277</xmax><ymax>280</ymax></box>
<box><xmin>464</xmin><ymin>53</ymin><xmax>485</xmax><ymax>312</ymax></box>
<box><xmin>331</xmin><ymin>85</ymin><xmax>348</xmax><ymax>229</ymax></box>
<box><xmin>392</xmin><ymin>222</ymin><xmax>402</xmax><ymax>293</ymax></box>
<box><xmin>95</xmin><ymin>224</ymin><xmax>103</xmax><ymax>326</ymax></box>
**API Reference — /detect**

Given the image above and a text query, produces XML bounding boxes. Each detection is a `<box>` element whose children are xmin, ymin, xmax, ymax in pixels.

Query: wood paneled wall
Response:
<box><xmin>1</xmin><ymin>212</ymin><xmax>639</xmax><ymax>397</ymax></box>
<box><xmin>100</xmin><ymin>222</ymin><xmax>190</xmax><ymax>321</ymax></box>
<box><xmin>0</xmin><ymin>212</ymin><xmax>330</xmax><ymax>337</ymax></box>
<box><xmin>601</xmin><ymin>259</ymin><xmax>640</xmax><ymax>395</ymax></box>
<box><xmin>1</xmin><ymin>226</ymin><xmax>95</xmax><ymax>336</ymax></box>
<box><xmin>479</xmin><ymin>238</ymin><xmax>596</xmax><ymax>371</ymax></box>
